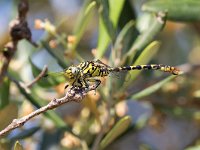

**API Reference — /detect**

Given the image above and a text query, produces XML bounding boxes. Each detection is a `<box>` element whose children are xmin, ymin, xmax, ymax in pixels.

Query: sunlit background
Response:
<box><xmin>1</xmin><ymin>0</ymin><xmax>200</xmax><ymax>150</ymax></box>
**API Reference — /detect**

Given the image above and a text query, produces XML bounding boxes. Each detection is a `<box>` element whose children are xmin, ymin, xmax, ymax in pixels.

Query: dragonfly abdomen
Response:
<box><xmin>108</xmin><ymin>64</ymin><xmax>180</xmax><ymax>75</ymax></box>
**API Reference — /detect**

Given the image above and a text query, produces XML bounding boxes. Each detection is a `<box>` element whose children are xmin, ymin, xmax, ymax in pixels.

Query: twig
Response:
<box><xmin>0</xmin><ymin>84</ymin><xmax>96</xmax><ymax>137</ymax></box>
<box><xmin>0</xmin><ymin>0</ymin><xmax>37</xmax><ymax>84</ymax></box>
<box><xmin>26</xmin><ymin>65</ymin><xmax>48</xmax><ymax>88</ymax></box>
<box><xmin>91</xmin><ymin>100</ymin><xmax>112</xmax><ymax>150</ymax></box>
<box><xmin>91</xmin><ymin>120</ymin><xmax>108</xmax><ymax>150</ymax></box>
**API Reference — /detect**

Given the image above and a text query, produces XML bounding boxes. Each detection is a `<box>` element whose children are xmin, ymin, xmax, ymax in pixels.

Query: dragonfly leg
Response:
<box><xmin>64</xmin><ymin>84</ymin><xmax>69</xmax><ymax>89</ymax></box>
<box><xmin>71</xmin><ymin>78</ymin><xmax>84</xmax><ymax>90</ymax></box>
<box><xmin>86</xmin><ymin>78</ymin><xmax>101</xmax><ymax>89</ymax></box>
<box><xmin>82</xmin><ymin>78</ymin><xmax>90</xmax><ymax>89</ymax></box>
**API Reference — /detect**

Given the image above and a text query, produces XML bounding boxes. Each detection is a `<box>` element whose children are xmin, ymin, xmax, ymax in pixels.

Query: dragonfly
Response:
<box><xmin>44</xmin><ymin>59</ymin><xmax>180</xmax><ymax>90</ymax></box>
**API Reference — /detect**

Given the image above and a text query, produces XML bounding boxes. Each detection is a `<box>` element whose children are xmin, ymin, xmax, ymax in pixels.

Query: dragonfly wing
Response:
<box><xmin>44</xmin><ymin>71</ymin><xmax>66</xmax><ymax>77</ymax></box>
<box><xmin>94</xmin><ymin>59</ymin><xmax>111</xmax><ymax>68</ymax></box>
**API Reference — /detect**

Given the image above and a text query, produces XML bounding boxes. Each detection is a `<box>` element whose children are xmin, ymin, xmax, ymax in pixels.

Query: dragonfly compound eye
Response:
<box><xmin>71</xmin><ymin>67</ymin><xmax>78</xmax><ymax>74</ymax></box>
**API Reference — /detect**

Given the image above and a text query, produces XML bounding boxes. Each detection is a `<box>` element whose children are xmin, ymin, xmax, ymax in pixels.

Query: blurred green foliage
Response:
<box><xmin>1</xmin><ymin>0</ymin><xmax>200</xmax><ymax>150</ymax></box>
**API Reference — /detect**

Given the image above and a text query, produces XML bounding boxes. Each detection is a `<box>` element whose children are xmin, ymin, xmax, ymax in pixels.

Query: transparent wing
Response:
<box><xmin>44</xmin><ymin>71</ymin><xmax>65</xmax><ymax>78</ymax></box>
<box><xmin>109</xmin><ymin>70</ymin><xmax>130</xmax><ymax>82</ymax></box>
<box><xmin>40</xmin><ymin>70</ymin><xmax>66</xmax><ymax>87</ymax></box>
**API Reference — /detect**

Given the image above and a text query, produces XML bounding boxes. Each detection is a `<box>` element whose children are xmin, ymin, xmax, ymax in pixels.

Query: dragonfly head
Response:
<box><xmin>65</xmin><ymin>66</ymin><xmax>79</xmax><ymax>79</ymax></box>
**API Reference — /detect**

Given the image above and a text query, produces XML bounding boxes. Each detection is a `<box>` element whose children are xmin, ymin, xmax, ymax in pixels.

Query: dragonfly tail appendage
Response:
<box><xmin>159</xmin><ymin>65</ymin><xmax>180</xmax><ymax>75</ymax></box>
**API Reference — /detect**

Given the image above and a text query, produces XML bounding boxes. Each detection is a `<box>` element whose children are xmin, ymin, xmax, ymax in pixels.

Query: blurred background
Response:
<box><xmin>1</xmin><ymin>0</ymin><xmax>200</xmax><ymax>150</ymax></box>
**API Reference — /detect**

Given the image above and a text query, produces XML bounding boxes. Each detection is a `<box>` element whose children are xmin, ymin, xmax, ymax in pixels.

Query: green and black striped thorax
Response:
<box><xmin>77</xmin><ymin>60</ymin><xmax>110</xmax><ymax>78</ymax></box>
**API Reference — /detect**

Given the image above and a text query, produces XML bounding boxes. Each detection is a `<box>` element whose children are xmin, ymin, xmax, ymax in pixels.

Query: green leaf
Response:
<box><xmin>126</xmin><ymin>41</ymin><xmax>161</xmax><ymax>84</ymax></box>
<box><xmin>135</xmin><ymin>114</ymin><xmax>150</xmax><ymax>130</ymax></box>
<box><xmin>0</xmin><ymin>103</ymin><xmax>18</xmax><ymax>131</ymax></box>
<box><xmin>14</xmin><ymin>141</ymin><xmax>23</xmax><ymax>150</ymax></box>
<box><xmin>159</xmin><ymin>105</ymin><xmax>197</xmax><ymax>119</ymax></box>
<box><xmin>0</xmin><ymin>77</ymin><xmax>10</xmax><ymax>109</ymax></box>
<box><xmin>125</xmin><ymin>13</ymin><xmax>166</xmax><ymax>64</ymax></box>
<box><xmin>97</xmin><ymin>0</ymin><xmax>125</xmax><ymax>58</ymax></box>
<box><xmin>130</xmin><ymin>75</ymin><xmax>179</xmax><ymax>100</ymax></box>
<box><xmin>111</xmin><ymin>20</ymin><xmax>135</xmax><ymax>61</ymax></box>
<box><xmin>10</xmin><ymin>127</ymin><xmax>40</xmax><ymax>142</ymax></box>
<box><xmin>142</xmin><ymin>0</ymin><xmax>200</xmax><ymax>22</ymax></box>
<box><xmin>73</xmin><ymin>0</ymin><xmax>96</xmax><ymax>49</ymax></box>
<box><xmin>186</xmin><ymin>145</ymin><xmax>200</xmax><ymax>150</ymax></box>
<box><xmin>100</xmin><ymin>116</ymin><xmax>131</xmax><ymax>149</ymax></box>
<box><xmin>30</xmin><ymin>58</ymin><xmax>65</xmax><ymax>88</ymax></box>
<box><xmin>99</xmin><ymin>0</ymin><xmax>115</xmax><ymax>41</ymax></box>
<box><xmin>97</xmin><ymin>17</ymin><xmax>110</xmax><ymax>58</ymax></box>
<box><xmin>108</xmin><ymin>21</ymin><xmax>136</xmax><ymax>90</ymax></box>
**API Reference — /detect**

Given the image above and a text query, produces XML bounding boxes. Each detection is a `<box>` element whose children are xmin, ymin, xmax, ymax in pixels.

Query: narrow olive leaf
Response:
<box><xmin>13</xmin><ymin>79</ymin><xmax>68</xmax><ymax>129</ymax></box>
<box><xmin>112</xmin><ymin>20</ymin><xmax>135</xmax><ymax>60</ymax></box>
<box><xmin>109</xmin><ymin>0</ymin><xmax>125</xmax><ymax>26</ymax></box>
<box><xmin>185</xmin><ymin>145</ymin><xmax>200</xmax><ymax>150</ymax></box>
<box><xmin>130</xmin><ymin>75</ymin><xmax>178</xmax><ymax>100</ymax></box>
<box><xmin>29</xmin><ymin>58</ymin><xmax>65</xmax><ymax>87</ymax></box>
<box><xmin>135</xmin><ymin>114</ymin><xmax>150</xmax><ymax>130</ymax></box>
<box><xmin>0</xmin><ymin>103</ymin><xmax>18</xmax><ymax>131</ymax></box>
<box><xmin>14</xmin><ymin>141</ymin><xmax>23</xmax><ymax>150</ymax></box>
<box><xmin>97</xmin><ymin>18</ymin><xmax>110</xmax><ymax>58</ymax></box>
<box><xmin>107</xmin><ymin>21</ymin><xmax>136</xmax><ymax>88</ymax></box>
<box><xmin>126</xmin><ymin>41</ymin><xmax>161</xmax><ymax>84</ymax></box>
<box><xmin>158</xmin><ymin>105</ymin><xmax>196</xmax><ymax>119</ymax></box>
<box><xmin>0</xmin><ymin>77</ymin><xmax>10</xmax><ymax>109</ymax></box>
<box><xmin>100</xmin><ymin>116</ymin><xmax>131</xmax><ymax>149</ymax></box>
<box><xmin>142</xmin><ymin>0</ymin><xmax>200</xmax><ymax>22</ymax></box>
<box><xmin>99</xmin><ymin>0</ymin><xmax>115</xmax><ymax>41</ymax></box>
<box><xmin>10</xmin><ymin>127</ymin><xmax>40</xmax><ymax>142</ymax></box>
<box><xmin>97</xmin><ymin>0</ymin><xmax>125</xmax><ymax>58</ymax></box>
<box><xmin>125</xmin><ymin>13</ymin><xmax>166</xmax><ymax>64</ymax></box>
<box><xmin>73</xmin><ymin>1</ymin><xmax>96</xmax><ymax>49</ymax></box>
<box><xmin>41</xmin><ymin>41</ymin><xmax>68</xmax><ymax>68</ymax></box>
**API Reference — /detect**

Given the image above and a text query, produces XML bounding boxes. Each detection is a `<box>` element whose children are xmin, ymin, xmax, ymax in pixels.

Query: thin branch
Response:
<box><xmin>0</xmin><ymin>0</ymin><xmax>37</xmax><ymax>84</ymax></box>
<box><xmin>91</xmin><ymin>99</ymin><xmax>112</xmax><ymax>150</ymax></box>
<box><xmin>0</xmin><ymin>84</ymin><xmax>96</xmax><ymax>137</ymax></box>
<box><xmin>26</xmin><ymin>65</ymin><xmax>48</xmax><ymax>88</ymax></box>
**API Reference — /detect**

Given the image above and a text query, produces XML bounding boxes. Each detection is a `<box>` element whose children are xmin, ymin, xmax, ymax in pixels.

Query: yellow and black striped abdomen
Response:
<box><xmin>109</xmin><ymin>64</ymin><xmax>180</xmax><ymax>75</ymax></box>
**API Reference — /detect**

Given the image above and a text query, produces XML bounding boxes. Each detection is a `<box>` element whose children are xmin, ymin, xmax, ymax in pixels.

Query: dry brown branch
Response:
<box><xmin>0</xmin><ymin>85</ymin><xmax>96</xmax><ymax>137</ymax></box>
<box><xmin>0</xmin><ymin>0</ymin><xmax>37</xmax><ymax>84</ymax></box>
<box><xmin>26</xmin><ymin>65</ymin><xmax>48</xmax><ymax>88</ymax></box>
